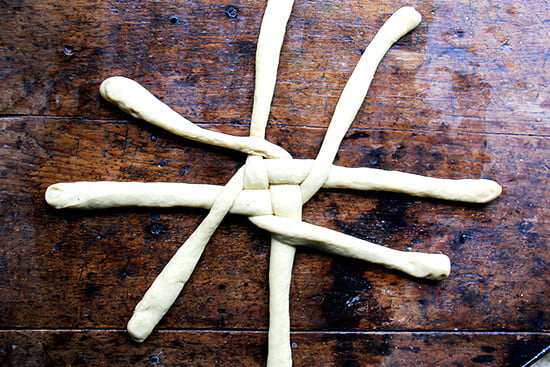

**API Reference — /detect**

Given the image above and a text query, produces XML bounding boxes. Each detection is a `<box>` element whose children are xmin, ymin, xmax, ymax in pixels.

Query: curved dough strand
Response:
<box><xmin>250</xmin><ymin>215</ymin><xmax>450</xmax><ymax>280</ymax></box>
<box><xmin>300</xmin><ymin>7</ymin><xmax>422</xmax><ymax>203</ymax></box>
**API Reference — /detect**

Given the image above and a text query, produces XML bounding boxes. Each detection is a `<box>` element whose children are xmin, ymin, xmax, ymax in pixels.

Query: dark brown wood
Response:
<box><xmin>1</xmin><ymin>0</ymin><xmax>548</xmax><ymax>135</ymax></box>
<box><xmin>1</xmin><ymin>0</ymin><xmax>548</xmax><ymax>365</ymax></box>
<box><xmin>1</xmin><ymin>330</ymin><xmax>549</xmax><ymax>366</ymax></box>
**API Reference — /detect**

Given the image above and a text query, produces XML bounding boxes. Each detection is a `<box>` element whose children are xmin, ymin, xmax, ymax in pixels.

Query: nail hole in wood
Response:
<box><xmin>225</xmin><ymin>6</ymin><xmax>238</xmax><ymax>18</ymax></box>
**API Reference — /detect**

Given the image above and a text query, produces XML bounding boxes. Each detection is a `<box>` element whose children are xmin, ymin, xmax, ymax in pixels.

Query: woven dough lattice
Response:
<box><xmin>46</xmin><ymin>3</ymin><xmax>501</xmax><ymax>366</ymax></box>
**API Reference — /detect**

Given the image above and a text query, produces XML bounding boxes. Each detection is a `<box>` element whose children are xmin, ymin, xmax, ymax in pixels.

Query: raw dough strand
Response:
<box><xmin>266</xmin><ymin>185</ymin><xmax>301</xmax><ymax>367</ymax></box>
<box><xmin>243</xmin><ymin>1</ymin><xmax>298</xmax><ymax>366</ymax></box>
<box><xmin>45</xmin><ymin>166</ymin><xmax>501</xmax><ymax>211</ymax></box>
<box><xmin>300</xmin><ymin>7</ymin><xmax>422</xmax><ymax>203</ymax></box>
<box><xmin>250</xmin><ymin>0</ymin><xmax>295</xmax><ymax>139</ymax></box>
<box><xmin>126</xmin><ymin>167</ymin><xmax>245</xmax><ymax>343</ymax></box>
<box><xmin>249</xmin><ymin>215</ymin><xmax>450</xmax><ymax>280</ymax></box>
<box><xmin>100</xmin><ymin>76</ymin><xmax>290</xmax><ymax>159</ymax></box>
<box><xmin>244</xmin><ymin>0</ymin><xmax>294</xmax><ymax>189</ymax></box>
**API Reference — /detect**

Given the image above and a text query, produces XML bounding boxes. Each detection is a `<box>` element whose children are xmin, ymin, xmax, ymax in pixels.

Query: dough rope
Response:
<box><xmin>128</xmin><ymin>167</ymin><xmax>245</xmax><ymax>342</ymax></box>
<box><xmin>45</xmin><ymin>4</ymin><xmax>502</xmax><ymax>367</ymax></box>
<box><xmin>245</xmin><ymin>2</ymin><xmax>298</xmax><ymax>365</ymax></box>
<box><xmin>46</xmin><ymin>167</ymin><xmax>501</xmax><ymax>211</ymax></box>
<box><xmin>300</xmin><ymin>7</ymin><xmax>422</xmax><ymax>203</ymax></box>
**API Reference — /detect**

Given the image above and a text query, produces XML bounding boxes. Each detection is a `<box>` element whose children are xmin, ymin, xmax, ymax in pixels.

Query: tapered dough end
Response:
<box><xmin>45</xmin><ymin>184</ymin><xmax>63</xmax><ymax>208</ymax></box>
<box><xmin>402</xmin><ymin>6</ymin><xmax>422</xmax><ymax>25</ymax></box>
<box><xmin>405</xmin><ymin>253</ymin><xmax>451</xmax><ymax>280</ymax></box>
<box><xmin>45</xmin><ymin>182</ymin><xmax>107</xmax><ymax>209</ymax></box>
<box><xmin>99</xmin><ymin>76</ymin><xmax>133</xmax><ymax>101</ymax></box>
<box><xmin>127</xmin><ymin>313</ymin><xmax>155</xmax><ymax>343</ymax></box>
<box><xmin>446</xmin><ymin>179</ymin><xmax>502</xmax><ymax>203</ymax></box>
<box><xmin>45</xmin><ymin>183</ymin><xmax>75</xmax><ymax>209</ymax></box>
<box><xmin>430</xmin><ymin>254</ymin><xmax>451</xmax><ymax>280</ymax></box>
<box><xmin>99</xmin><ymin>76</ymin><xmax>122</xmax><ymax>101</ymax></box>
<box><xmin>475</xmin><ymin>179</ymin><xmax>503</xmax><ymax>203</ymax></box>
<box><xmin>389</xmin><ymin>7</ymin><xmax>422</xmax><ymax>42</ymax></box>
<box><xmin>396</xmin><ymin>6</ymin><xmax>422</xmax><ymax>27</ymax></box>
<box><xmin>384</xmin><ymin>7</ymin><xmax>422</xmax><ymax>44</ymax></box>
<box><xmin>99</xmin><ymin>76</ymin><xmax>145</xmax><ymax>119</ymax></box>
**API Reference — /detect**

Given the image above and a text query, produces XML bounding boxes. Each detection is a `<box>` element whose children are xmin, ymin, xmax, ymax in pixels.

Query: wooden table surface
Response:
<box><xmin>1</xmin><ymin>0</ymin><xmax>549</xmax><ymax>366</ymax></box>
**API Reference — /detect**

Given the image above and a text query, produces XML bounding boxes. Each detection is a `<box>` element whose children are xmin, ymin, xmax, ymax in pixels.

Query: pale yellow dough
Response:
<box><xmin>250</xmin><ymin>215</ymin><xmax>450</xmax><ymax>280</ymax></box>
<box><xmin>127</xmin><ymin>167</ymin><xmax>245</xmax><ymax>342</ymax></box>
<box><xmin>46</xmin><ymin>163</ymin><xmax>501</xmax><ymax>212</ymax></box>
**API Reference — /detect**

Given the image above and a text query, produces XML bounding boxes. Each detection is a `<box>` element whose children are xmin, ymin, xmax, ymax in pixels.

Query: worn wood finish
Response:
<box><xmin>2</xmin><ymin>0</ymin><xmax>548</xmax><ymax>135</ymax></box>
<box><xmin>1</xmin><ymin>0</ymin><xmax>548</xmax><ymax>365</ymax></box>
<box><xmin>1</xmin><ymin>330</ymin><xmax>549</xmax><ymax>366</ymax></box>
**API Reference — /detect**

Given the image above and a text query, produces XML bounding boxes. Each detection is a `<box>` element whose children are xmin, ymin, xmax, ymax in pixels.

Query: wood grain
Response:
<box><xmin>1</xmin><ymin>330</ymin><xmax>549</xmax><ymax>366</ymax></box>
<box><xmin>1</xmin><ymin>0</ymin><xmax>548</xmax><ymax>134</ymax></box>
<box><xmin>1</xmin><ymin>0</ymin><xmax>548</xmax><ymax>365</ymax></box>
